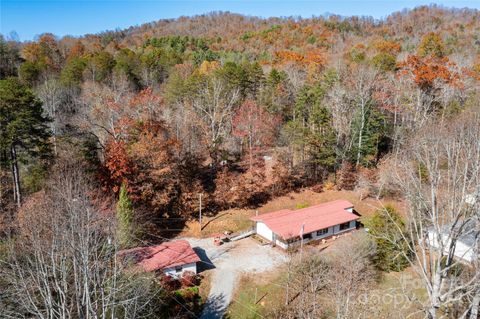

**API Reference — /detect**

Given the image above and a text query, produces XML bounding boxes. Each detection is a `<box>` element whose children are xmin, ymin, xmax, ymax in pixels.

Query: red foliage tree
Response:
<box><xmin>232</xmin><ymin>100</ymin><xmax>280</xmax><ymax>170</ymax></box>
<box><xmin>337</xmin><ymin>161</ymin><xmax>357</xmax><ymax>191</ymax></box>
<box><xmin>181</xmin><ymin>271</ymin><xmax>199</xmax><ymax>287</ymax></box>
<box><xmin>103</xmin><ymin>140</ymin><xmax>135</xmax><ymax>193</ymax></box>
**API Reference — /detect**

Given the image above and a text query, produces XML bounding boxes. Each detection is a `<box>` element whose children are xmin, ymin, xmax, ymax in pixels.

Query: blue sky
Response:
<box><xmin>1</xmin><ymin>0</ymin><xmax>479</xmax><ymax>41</ymax></box>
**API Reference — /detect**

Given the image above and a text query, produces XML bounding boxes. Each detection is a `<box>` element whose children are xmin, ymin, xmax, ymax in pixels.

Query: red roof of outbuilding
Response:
<box><xmin>251</xmin><ymin>200</ymin><xmax>358</xmax><ymax>240</ymax></box>
<box><xmin>118</xmin><ymin>240</ymin><xmax>200</xmax><ymax>272</ymax></box>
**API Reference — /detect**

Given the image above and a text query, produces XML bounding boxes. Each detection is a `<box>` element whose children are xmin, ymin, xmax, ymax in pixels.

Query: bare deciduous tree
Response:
<box><xmin>0</xmin><ymin>162</ymin><xmax>159</xmax><ymax>319</ymax></box>
<box><xmin>36</xmin><ymin>79</ymin><xmax>64</xmax><ymax>155</ymax></box>
<box><xmin>387</xmin><ymin>108</ymin><xmax>480</xmax><ymax>319</ymax></box>
<box><xmin>327</xmin><ymin>64</ymin><xmax>379</xmax><ymax>165</ymax></box>
<box><xmin>325</xmin><ymin>233</ymin><xmax>377</xmax><ymax>319</ymax></box>
<box><xmin>191</xmin><ymin>76</ymin><xmax>240</xmax><ymax>161</ymax></box>
<box><xmin>80</xmin><ymin>77</ymin><xmax>133</xmax><ymax>148</ymax></box>
<box><xmin>278</xmin><ymin>232</ymin><xmax>376</xmax><ymax>319</ymax></box>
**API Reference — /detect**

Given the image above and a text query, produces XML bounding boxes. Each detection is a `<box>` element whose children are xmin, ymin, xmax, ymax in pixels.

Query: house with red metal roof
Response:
<box><xmin>250</xmin><ymin>200</ymin><xmax>359</xmax><ymax>249</ymax></box>
<box><xmin>118</xmin><ymin>239</ymin><xmax>201</xmax><ymax>277</ymax></box>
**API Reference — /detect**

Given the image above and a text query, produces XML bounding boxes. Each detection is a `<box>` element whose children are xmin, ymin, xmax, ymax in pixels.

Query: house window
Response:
<box><xmin>339</xmin><ymin>222</ymin><xmax>351</xmax><ymax>231</ymax></box>
<box><xmin>302</xmin><ymin>233</ymin><xmax>312</xmax><ymax>240</ymax></box>
<box><xmin>175</xmin><ymin>266</ymin><xmax>183</xmax><ymax>273</ymax></box>
<box><xmin>316</xmin><ymin>228</ymin><xmax>328</xmax><ymax>236</ymax></box>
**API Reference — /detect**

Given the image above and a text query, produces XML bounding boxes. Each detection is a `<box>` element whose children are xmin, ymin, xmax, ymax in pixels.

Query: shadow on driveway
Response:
<box><xmin>200</xmin><ymin>293</ymin><xmax>229</xmax><ymax>319</ymax></box>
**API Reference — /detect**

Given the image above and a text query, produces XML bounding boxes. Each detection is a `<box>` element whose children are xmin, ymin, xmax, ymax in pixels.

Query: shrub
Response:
<box><xmin>181</xmin><ymin>271</ymin><xmax>199</xmax><ymax>287</ymax></box>
<box><xmin>365</xmin><ymin>205</ymin><xmax>412</xmax><ymax>272</ymax></box>
<box><xmin>295</xmin><ymin>201</ymin><xmax>309</xmax><ymax>209</ymax></box>
<box><xmin>311</xmin><ymin>183</ymin><xmax>324</xmax><ymax>193</ymax></box>
<box><xmin>160</xmin><ymin>275</ymin><xmax>181</xmax><ymax>291</ymax></box>
<box><xmin>323</xmin><ymin>181</ymin><xmax>336</xmax><ymax>190</ymax></box>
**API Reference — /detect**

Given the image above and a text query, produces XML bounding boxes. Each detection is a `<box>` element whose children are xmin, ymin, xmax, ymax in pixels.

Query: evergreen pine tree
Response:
<box><xmin>366</xmin><ymin>205</ymin><xmax>411</xmax><ymax>272</ymax></box>
<box><xmin>287</xmin><ymin>84</ymin><xmax>337</xmax><ymax>179</ymax></box>
<box><xmin>350</xmin><ymin>102</ymin><xmax>387</xmax><ymax>166</ymax></box>
<box><xmin>0</xmin><ymin>77</ymin><xmax>51</xmax><ymax>207</ymax></box>
<box><xmin>116</xmin><ymin>183</ymin><xmax>135</xmax><ymax>248</ymax></box>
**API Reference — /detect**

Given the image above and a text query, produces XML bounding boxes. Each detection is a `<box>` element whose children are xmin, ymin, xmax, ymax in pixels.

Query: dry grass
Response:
<box><xmin>227</xmin><ymin>269</ymin><xmax>286</xmax><ymax>319</ymax></box>
<box><xmin>178</xmin><ymin>208</ymin><xmax>254</xmax><ymax>238</ymax></box>
<box><xmin>198</xmin><ymin>271</ymin><xmax>212</xmax><ymax>302</ymax></box>
<box><xmin>363</xmin><ymin>267</ymin><xmax>427</xmax><ymax>318</ymax></box>
<box><xmin>258</xmin><ymin>189</ymin><xmax>404</xmax><ymax>218</ymax></box>
<box><xmin>178</xmin><ymin>189</ymin><xmax>405</xmax><ymax>238</ymax></box>
<box><xmin>228</xmin><ymin>251</ymin><xmax>426</xmax><ymax>319</ymax></box>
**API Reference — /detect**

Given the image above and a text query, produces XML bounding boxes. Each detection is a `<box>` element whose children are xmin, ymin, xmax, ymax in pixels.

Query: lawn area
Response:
<box><xmin>227</xmin><ymin>268</ymin><xmax>287</xmax><ymax>319</ymax></box>
<box><xmin>358</xmin><ymin>267</ymin><xmax>427</xmax><ymax>319</ymax></box>
<box><xmin>178</xmin><ymin>188</ymin><xmax>405</xmax><ymax>238</ymax></box>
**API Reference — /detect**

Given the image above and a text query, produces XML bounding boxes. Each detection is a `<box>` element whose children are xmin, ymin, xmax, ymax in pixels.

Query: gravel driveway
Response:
<box><xmin>183</xmin><ymin>237</ymin><xmax>286</xmax><ymax>319</ymax></box>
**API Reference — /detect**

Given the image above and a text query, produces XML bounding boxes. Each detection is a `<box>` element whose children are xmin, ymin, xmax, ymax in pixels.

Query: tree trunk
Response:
<box><xmin>470</xmin><ymin>288</ymin><xmax>480</xmax><ymax>319</ymax></box>
<box><xmin>428</xmin><ymin>271</ymin><xmax>442</xmax><ymax>319</ymax></box>
<box><xmin>52</xmin><ymin>126</ymin><xmax>57</xmax><ymax>156</ymax></box>
<box><xmin>10</xmin><ymin>145</ymin><xmax>21</xmax><ymax>208</ymax></box>
<box><xmin>356</xmin><ymin>100</ymin><xmax>366</xmax><ymax>167</ymax></box>
<box><xmin>249</xmin><ymin>133</ymin><xmax>253</xmax><ymax>171</ymax></box>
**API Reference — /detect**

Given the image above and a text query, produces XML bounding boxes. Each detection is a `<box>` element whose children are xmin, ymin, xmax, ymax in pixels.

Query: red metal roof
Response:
<box><xmin>118</xmin><ymin>240</ymin><xmax>200</xmax><ymax>272</ymax></box>
<box><xmin>251</xmin><ymin>200</ymin><xmax>359</xmax><ymax>240</ymax></box>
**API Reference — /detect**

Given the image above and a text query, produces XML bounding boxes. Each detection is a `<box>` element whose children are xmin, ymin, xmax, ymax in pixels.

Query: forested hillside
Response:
<box><xmin>1</xmin><ymin>6</ymin><xmax>480</xmax><ymax>317</ymax></box>
<box><xmin>1</xmin><ymin>6</ymin><xmax>480</xmax><ymax>236</ymax></box>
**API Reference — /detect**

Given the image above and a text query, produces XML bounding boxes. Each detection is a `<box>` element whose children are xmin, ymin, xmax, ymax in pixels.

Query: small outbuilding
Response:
<box><xmin>251</xmin><ymin>200</ymin><xmax>360</xmax><ymax>249</ymax></box>
<box><xmin>427</xmin><ymin>219</ymin><xmax>479</xmax><ymax>264</ymax></box>
<box><xmin>118</xmin><ymin>239</ymin><xmax>201</xmax><ymax>277</ymax></box>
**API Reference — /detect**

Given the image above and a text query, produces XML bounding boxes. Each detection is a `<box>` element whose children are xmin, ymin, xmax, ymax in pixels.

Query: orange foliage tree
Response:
<box><xmin>397</xmin><ymin>55</ymin><xmax>459</xmax><ymax>92</ymax></box>
<box><xmin>103</xmin><ymin>140</ymin><xmax>136</xmax><ymax>193</ymax></box>
<box><xmin>373</xmin><ymin>39</ymin><xmax>401</xmax><ymax>55</ymax></box>
<box><xmin>274</xmin><ymin>50</ymin><xmax>325</xmax><ymax>67</ymax></box>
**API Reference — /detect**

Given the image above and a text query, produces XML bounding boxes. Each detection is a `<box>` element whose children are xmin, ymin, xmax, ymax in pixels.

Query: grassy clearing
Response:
<box><xmin>179</xmin><ymin>208</ymin><xmax>254</xmax><ymax>238</ymax></box>
<box><xmin>227</xmin><ymin>269</ymin><xmax>287</xmax><ymax>319</ymax></box>
<box><xmin>179</xmin><ymin>189</ymin><xmax>404</xmax><ymax>238</ymax></box>
<box><xmin>355</xmin><ymin>267</ymin><xmax>427</xmax><ymax>319</ymax></box>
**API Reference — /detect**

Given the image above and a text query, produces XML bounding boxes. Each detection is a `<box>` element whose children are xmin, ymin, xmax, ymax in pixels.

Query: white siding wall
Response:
<box><xmin>428</xmin><ymin>231</ymin><xmax>475</xmax><ymax>263</ymax></box>
<box><xmin>275</xmin><ymin>239</ymin><xmax>288</xmax><ymax>249</ymax></box>
<box><xmin>256</xmin><ymin>221</ymin><xmax>273</xmax><ymax>241</ymax></box>
<box><xmin>455</xmin><ymin>241</ymin><xmax>474</xmax><ymax>263</ymax></box>
<box><xmin>254</xmin><ymin>217</ymin><xmax>357</xmax><ymax>250</ymax></box>
<box><xmin>283</xmin><ymin>221</ymin><xmax>356</xmax><ymax>249</ymax></box>
<box><xmin>163</xmin><ymin>262</ymin><xmax>197</xmax><ymax>277</ymax></box>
